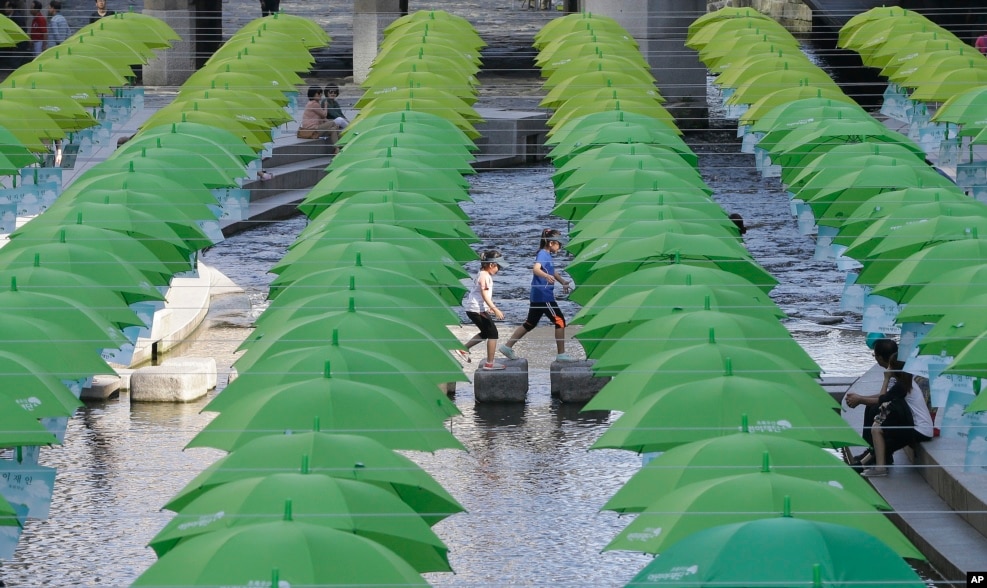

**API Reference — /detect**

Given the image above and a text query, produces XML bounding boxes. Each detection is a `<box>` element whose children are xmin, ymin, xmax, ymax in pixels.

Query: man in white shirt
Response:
<box><xmin>845</xmin><ymin>338</ymin><xmax>934</xmax><ymax>477</ymax></box>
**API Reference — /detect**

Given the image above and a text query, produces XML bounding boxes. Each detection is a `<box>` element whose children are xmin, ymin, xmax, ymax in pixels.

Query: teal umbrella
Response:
<box><xmin>625</xmin><ymin>515</ymin><xmax>926</xmax><ymax>587</ymax></box>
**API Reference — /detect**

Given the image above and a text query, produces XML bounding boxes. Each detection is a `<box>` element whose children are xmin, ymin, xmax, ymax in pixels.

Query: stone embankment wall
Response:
<box><xmin>708</xmin><ymin>0</ymin><xmax>812</xmax><ymax>32</ymax></box>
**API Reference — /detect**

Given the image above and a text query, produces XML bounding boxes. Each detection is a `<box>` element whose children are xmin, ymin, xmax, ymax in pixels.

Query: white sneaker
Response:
<box><xmin>498</xmin><ymin>344</ymin><xmax>518</xmax><ymax>360</ymax></box>
<box><xmin>452</xmin><ymin>349</ymin><xmax>470</xmax><ymax>363</ymax></box>
<box><xmin>556</xmin><ymin>353</ymin><xmax>578</xmax><ymax>362</ymax></box>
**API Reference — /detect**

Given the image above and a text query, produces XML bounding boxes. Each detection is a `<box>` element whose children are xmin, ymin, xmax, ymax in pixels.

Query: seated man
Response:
<box><xmin>845</xmin><ymin>338</ymin><xmax>934</xmax><ymax>477</ymax></box>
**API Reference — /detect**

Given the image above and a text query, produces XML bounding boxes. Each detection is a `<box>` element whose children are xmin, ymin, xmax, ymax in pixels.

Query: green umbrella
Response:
<box><xmin>0</xmin><ymin>87</ymin><xmax>98</xmax><ymax>133</ymax></box>
<box><xmin>566</xmin><ymin>218</ymin><xmax>738</xmax><ymax>257</ymax></box>
<box><xmin>687</xmin><ymin>16</ymin><xmax>791</xmax><ymax>50</ymax></box>
<box><xmin>737</xmin><ymin>86</ymin><xmax>857</xmax><ymax>127</ymax></box>
<box><xmin>355</xmin><ymin>84</ymin><xmax>478</xmax><ymax>110</ymax></box>
<box><xmin>188</xmin><ymin>374</ymin><xmax>464</xmax><ymax>453</ymax></box>
<box><xmin>0</xmin><ymin>263</ymin><xmax>163</xmax><ymax>309</ymax></box>
<box><xmin>765</xmin><ymin>119</ymin><xmax>922</xmax><ymax>167</ymax></box>
<box><xmin>0</xmin><ymin>13</ymin><xmax>27</xmax><ymax>44</ymax></box>
<box><xmin>212</xmin><ymin>350</ymin><xmax>460</xmax><ymax>418</ymax></box>
<box><xmin>0</xmin><ymin>302</ymin><xmax>128</xmax><ymax>352</ymax></box>
<box><xmin>698</xmin><ymin>40</ymin><xmax>794</xmax><ymax>70</ymax></box>
<box><xmin>57</xmin><ymin>33</ymin><xmax>154</xmax><ymax>64</ymax></box>
<box><xmin>546</xmin><ymin>109</ymin><xmax>687</xmax><ymax>143</ymax></box>
<box><xmin>0</xmin><ymin>274</ymin><xmax>142</xmax><ymax>330</ymax></box>
<box><xmin>301</xmin><ymin>208</ymin><xmax>476</xmax><ymax>260</ymax></box>
<box><xmin>325</xmin><ymin>146</ymin><xmax>463</xmax><ymax>174</ymax></box>
<box><xmin>557</xmin><ymin>170</ymin><xmax>712</xmax><ymax>214</ymax></box>
<box><xmin>554</xmin><ymin>151</ymin><xmax>700</xmax><ymax>196</ymax></box>
<box><xmin>361</xmin><ymin>72</ymin><xmax>477</xmax><ymax>103</ymax></box>
<box><xmin>0</xmin><ymin>394</ymin><xmax>59</xmax><ymax>448</ymax></box>
<box><xmin>839</xmin><ymin>8</ymin><xmax>937</xmax><ymax>49</ymax></box>
<box><xmin>341</xmin><ymin>108</ymin><xmax>476</xmax><ymax>141</ymax></box>
<box><xmin>570</xmin><ymin>262</ymin><xmax>777</xmax><ymax>307</ymax></box>
<box><xmin>132</xmin><ymin>121</ymin><xmax>260</xmax><ymax>157</ymax></box>
<box><xmin>726</xmin><ymin>72</ymin><xmax>838</xmax><ymax>106</ymax></box>
<box><xmin>835</xmin><ymin>187</ymin><xmax>971</xmax><ymax>241</ymax></box>
<box><xmin>257</xmin><ymin>287</ymin><xmax>459</xmax><ymax>331</ymax></box>
<box><xmin>325</xmin><ymin>155</ymin><xmax>469</xmax><ymax>188</ymax></box>
<box><xmin>853</xmin><ymin>22</ymin><xmax>953</xmax><ymax>62</ymax></box>
<box><xmin>176</xmin><ymin>72</ymin><xmax>292</xmax><ymax>108</ymax></box>
<box><xmin>356</xmin><ymin>99</ymin><xmax>482</xmax><ymax>134</ymax></box>
<box><xmin>381</xmin><ymin>19</ymin><xmax>485</xmax><ymax>50</ymax></box>
<box><xmin>271</xmin><ymin>225</ymin><xmax>469</xmax><ymax>278</ymax></box>
<box><xmin>687</xmin><ymin>6</ymin><xmax>776</xmax><ymax>39</ymax></box>
<box><xmin>269</xmin><ymin>256</ymin><xmax>466</xmax><ymax>306</ymax></box>
<box><xmin>173</xmin><ymin>89</ymin><xmax>293</xmax><ymax>125</ymax></box>
<box><xmin>715</xmin><ymin>55</ymin><xmax>822</xmax><ymax>90</ymax></box>
<box><xmin>945</xmin><ymin>330</ymin><xmax>987</xmax><ymax>379</ymax></box>
<box><xmin>567</xmin><ymin>206</ymin><xmax>735</xmax><ymax>252</ymax></box>
<box><xmin>99</xmin><ymin>147</ymin><xmax>247</xmax><ymax>188</ymax></box>
<box><xmin>605</xmin><ymin>470</ymin><xmax>922</xmax><ymax>559</ymax></box>
<box><xmin>536</xmin><ymin>42</ymin><xmax>646</xmax><ymax>71</ymax></box>
<box><xmin>589</xmin><ymin>314</ymin><xmax>817</xmax><ymax>376</ymax></box>
<box><xmin>304</xmin><ymin>183</ymin><xmax>469</xmax><ymax>222</ymax></box>
<box><xmin>32</xmin><ymin>52</ymin><xmax>132</xmax><ymax>86</ymax></box>
<box><xmin>575</xmin><ymin>287</ymin><xmax>784</xmax><ymax>356</ymax></box>
<box><xmin>194</xmin><ymin>56</ymin><xmax>303</xmax><ymax>89</ymax></box>
<box><xmin>301</xmin><ymin>166</ymin><xmax>470</xmax><ymax>212</ymax></box>
<box><xmin>553</xmin><ymin>186</ymin><xmax>713</xmax><ymax>222</ymax></box>
<box><xmin>267</xmin><ymin>255</ymin><xmax>466</xmax><ymax>307</ymax></box>
<box><xmin>894</xmin><ymin>53</ymin><xmax>987</xmax><ymax>87</ymax></box>
<box><xmin>910</xmin><ymin>66</ymin><xmax>987</xmax><ymax>102</ymax></box>
<box><xmin>567</xmin><ymin>232</ymin><xmax>769</xmax><ymax>288</ymax></box>
<box><xmin>781</xmin><ymin>142</ymin><xmax>930</xmax><ymax>193</ymax></box>
<box><xmin>338</xmin><ymin>122</ymin><xmax>477</xmax><ymax>154</ymax></box>
<box><xmin>931</xmin><ymin>84</ymin><xmax>987</xmax><ymax>131</ymax></box>
<box><xmin>895</xmin><ymin>264</ymin><xmax>987</xmax><ymax>324</ymax></box>
<box><xmin>590</xmin><ymin>375</ymin><xmax>854</xmax><ymax>454</ymax></box>
<box><xmin>915</xmin><ymin>296</ymin><xmax>987</xmax><ymax>358</ymax></box>
<box><xmin>361</xmin><ymin>55</ymin><xmax>478</xmax><ymax>90</ymax></box>
<box><xmin>149</xmin><ymin>473</ymin><xmax>449</xmax><ymax>571</ymax></box>
<box><xmin>0</xmin><ymin>351</ymin><xmax>82</xmax><ymax>418</ymax></box>
<box><xmin>0</xmin><ymin>69</ymin><xmax>104</xmax><ymax>107</ymax></box>
<box><xmin>845</xmin><ymin>213</ymin><xmax>987</xmax><ymax>267</ymax></box>
<box><xmin>864</xmin><ymin>238</ymin><xmax>987</xmax><ymax>303</ymax></box>
<box><xmin>165</xmin><ymin>432</ymin><xmax>463</xmax><ymax>523</ymax></box>
<box><xmin>377</xmin><ymin>35</ymin><xmax>482</xmax><ymax>68</ymax></box>
<box><xmin>74</xmin><ymin>12</ymin><xmax>175</xmax><ymax>48</ymax></box>
<box><xmin>62</xmin><ymin>183</ymin><xmax>220</xmax><ymax>220</ymax></box>
<box><xmin>0</xmin><ymin>101</ymin><xmax>66</xmax><ymax>151</ymax></box>
<box><xmin>547</xmin><ymin>98</ymin><xmax>676</xmax><ymax>132</ymax></box>
<box><xmin>132</xmin><ymin>517</ymin><xmax>427</xmax><ymax>587</ymax></box>
<box><xmin>209</xmin><ymin>41</ymin><xmax>314</xmax><ymax>74</ymax></box>
<box><xmin>745</xmin><ymin>96</ymin><xmax>868</xmax><ymax>131</ymax></box>
<box><xmin>0</xmin><ymin>126</ymin><xmax>40</xmax><ymax>171</ymax></box>
<box><xmin>385</xmin><ymin>8</ymin><xmax>474</xmax><ymax>35</ymax></box>
<box><xmin>534</xmin><ymin>13</ymin><xmax>625</xmax><ymax>47</ymax></box>
<box><xmin>239</xmin><ymin>13</ymin><xmax>330</xmax><ymax>47</ymax></box>
<box><xmin>625</xmin><ymin>514</ymin><xmax>926</xmax><ymax>587</ymax></box>
<box><xmin>605</xmin><ymin>432</ymin><xmax>887</xmax><ymax>514</ymax></box>
<box><xmin>866</xmin><ymin>38</ymin><xmax>958</xmax><ymax>70</ymax></box>
<box><xmin>542</xmin><ymin>78</ymin><xmax>662</xmax><ymax>109</ymax></box>
<box><xmin>141</xmin><ymin>109</ymin><xmax>271</xmax><ymax>151</ymax></box>
<box><xmin>542</xmin><ymin>58</ymin><xmax>654</xmax><ymax>90</ymax></box>
<box><xmin>583</xmin><ymin>349</ymin><xmax>821</xmax><ymax>413</ymax></box>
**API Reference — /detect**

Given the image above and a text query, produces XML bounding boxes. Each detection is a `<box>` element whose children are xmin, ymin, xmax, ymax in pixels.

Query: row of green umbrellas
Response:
<box><xmin>0</xmin><ymin>13</ymin><xmax>186</xmax><ymax>558</ymax></box>
<box><xmin>531</xmin><ymin>9</ymin><xmax>928</xmax><ymax>586</ymax></box>
<box><xmin>701</xmin><ymin>0</ymin><xmax>987</xmax><ymax>500</ymax></box>
<box><xmin>133</xmin><ymin>10</ymin><xmax>482</xmax><ymax>587</ymax></box>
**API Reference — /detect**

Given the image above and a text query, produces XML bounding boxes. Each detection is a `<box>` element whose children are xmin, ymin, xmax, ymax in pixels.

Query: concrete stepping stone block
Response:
<box><xmin>130</xmin><ymin>365</ymin><xmax>210</xmax><ymax>403</ymax></box>
<box><xmin>80</xmin><ymin>375</ymin><xmax>121</xmax><ymax>400</ymax></box>
<box><xmin>551</xmin><ymin>360</ymin><xmax>610</xmax><ymax>403</ymax></box>
<box><xmin>161</xmin><ymin>357</ymin><xmax>218</xmax><ymax>390</ymax></box>
<box><xmin>474</xmin><ymin>359</ymin><xmax>528</xmax><ymax>403</ymax></box>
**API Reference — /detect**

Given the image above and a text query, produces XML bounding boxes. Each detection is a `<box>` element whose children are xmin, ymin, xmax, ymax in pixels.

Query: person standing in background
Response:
<box><xmin>45</xmin><ymin>0</ymin><xmax>68</xmax><ymax>48</ymax></box>
<box><xmin>259</xmin><ymin>0</ymin><xmax>279</xmax><ymax>17</ymax></box>
<box><xmin>29</xmin><ymin>0</ymin><xmax>46</xmax><ymax>56</ymax></box>
<box><xmin>977</xmin><ymin>33</ymin><xmax>987</xmax><ymax>55</ymax></box>
<box><xmin>89</xmin><ymin>0</ymin><xmax>114</xmax><ymax>23</ymax></box>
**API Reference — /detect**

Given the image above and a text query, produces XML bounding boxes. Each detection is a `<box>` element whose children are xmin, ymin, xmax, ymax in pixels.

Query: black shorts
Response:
<box><xmin>522</xmin><ymin>300</ymin><xmax>566</xmax><ymax>331</ymax></box>
<box><xmin>467</xmin><ymin>311</ymin><xmax>498</xmax><ymax>339</ymax></box>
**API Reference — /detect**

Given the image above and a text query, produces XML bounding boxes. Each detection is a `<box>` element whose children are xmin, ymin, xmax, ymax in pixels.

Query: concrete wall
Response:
<box><xmin>353</xmin><ymin>0</ymin><xmax>403</xmax><ymax>83</ymax></box>
<box><xmin>143</xmin><ymin>0</ymin><xmax>195</xmax><ymax>85</ymax></box>
<box><xmin>708</xmin><ymin>0</ymin><xmax>812</xmax><ymax>32</ymax></box>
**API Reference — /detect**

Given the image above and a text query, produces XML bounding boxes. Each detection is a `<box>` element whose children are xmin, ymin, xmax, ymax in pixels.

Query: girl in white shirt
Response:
<box><xmin>460</xmin><ymin>251</ymin><xmax>509</xmax><ymax>370</ymax></box>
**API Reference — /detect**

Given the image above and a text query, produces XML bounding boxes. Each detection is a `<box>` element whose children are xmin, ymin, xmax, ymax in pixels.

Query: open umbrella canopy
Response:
<box><xmin>0</xmin><ymin>262</ymin><xmax>163</xmax><ymax>309</ymax></box>
<box><xmin>540</xmin><ymin>71</ymin><xmax>660</xmax><ymax>107</ymax></box>
<box><xmin>605</xmin><ymin>470</ymin><xmax>921</xmax><ymax>559</ymax></box>
<box><xmin>105</xmin><ymin>146</ymin><xmax>248</xmax><ymax>187</ymax></box>
<box><xmin>0</xmin><ymin>301</ymin><xmax>128</xmax><ymax>352</ymax></box>
<box><xmin>300</xmin><ymin>167</ymin><xmax>470</xmax><ymax>213</ymax></box>
<box><xmin>380</xmin><ymin>19</ymin><xmax>485</xmax><ymax>50</ymax></box>
<box><xmin>258</xmin><ymin>288</ymin><xmax>458</xmax><ymax>331</ymax></box>
<box><xmin>844</xmin><ymin>213</ymin><xmax>987</xmax><ymax>270</ymax></box>
<box><xmin>0</xmin><ymin>70</ymin><xmax>104</xmax><ymax>107</ymax></box>
<box><xmin>866</xmin><ymin>38</ymin><xmax>960</xmax><ymax>70</ymax></box>
<box><xmin>892</xmin><ymin>52</ymin><xmax>987</xmax><ymax>86</ymax></box>
<box><xmin>916</xmin><ymin>296</ymin><xmax>987</xmax><ymax>358</ymax></box>
<box><xmin>781</xmin><ymin>141</ymin><xmax>930</xmax><ymax>191</ymax></box>
<box><xmin>58</xmin><ymin>32</ymin><xmax>154</xmax><ymax>63</ymax></box>
<box><xmin>852</xmin><ymin>22</ymin><xmax>954</xmax><ymax>63</ymax></box>
<box><xmin>555</xmin><ymin>158</ymin><xmax>705</xmax><ymax>201</ymax></box>
<box><xmin>932</xmin><ymin>84</ymin><xmax>987</xmax><ymax>132</ymax></box>
<box><xmin>0</xmin><ymin>273</ymin><xmax>142</xmax><ymax>330</ymax></box>
<box><xmin>301</xmin><ymin>211</ymin><xmax>475</xmax><ymax>261</ymax></box>
<box><xmin>0</xmin><ymin>87</ymin><xmax>98</xmax><ymax>132</ymax></box>
<box><xmin>746</xmin><ymin>98</ymin><xmax>870</xmax><ymax>135</ymax></box>
<box><xmin>188</xmin><ymin>375</ymin><xmax>464</xmax><ymax>453</ymax></box>
<box><xmin>553</xmin><ymin>185</ymin><xmax>712</xmax><ymax>222</ymax></box>
<box><xmin>763</xmin><ymin>118</ymin><xmax>921</xmax><ymax>164</ymax></box>
<box><xmin>547</xmin><ymin>98</ymin><xmax>675</xmax><ymax>132</ymax></box>
<box><xmin>714</xmin><ymin>54</ymin><xmax>821</xmax><ymax>89</ymax></box>
<box><xmin>687</xmin><ymin>14</ymin><xmax>791</xmax><ymax>48</ymax></box>
<box><xmin>542</xmin><ymin>56</ymin><xmax>653</xmax><ymax>90</ymax></box>
<box><xmin>0</xmin><ymin>351</ymin><xmax>82</xmax><ymax>419</ymax></box>
<box><xmin>0</xmin><ymin>394</ymin><xmax>59</xmax><ymax>448</ymax></box>
<box><xmin>330</xmin><ymin>144</ymin><xmax>475</xmax><ymax>175</ymax></box>
<box><xmin>141</xmin><ymin>109</ymin><xmax>270</xmax><ymax>151</ymax></box>
<box><xmin>725</xmin><ymin>71</ymin><xmax>838</xmax><ymax>106</ymax></box>
<box><xmin>736</xmin><ymin>86</ymin><xmax>856</xmax><ymax>126</ymax></box>
<box><xmin>355</xmin><ymin>84</ymin><xmax>478</xmax><ymax>110</ymax></box>
<box><xmin>698</xmin><ymin>40</ymin><xmax>795</xmax><ymax>70</ymax></box>
<box><xmin>567</xmin><ymin>230</ymin><xmax>761</xmax><ymax>285</ymax></box>
<box><xmin>0</xmin><ymin>126</ymin><xmax>40</xmax><ymax>171</ymax></box>
<box><xmin>325</xmin><ymin>155</ymin><xmax>469</xmax><ymax>188</ymax></box>
<box><xmin>385</xmin><ymin>8</ymin><xmax>473</xmax><ymax>35</ymax></box>
<box><xmin>836</xmin><ymin>186</ymin><xmax>971</xmax><ymax>236</ymax></box>
<box><xmin>605</xmin><ymin>432</ymin><xmax>886</xmax><ymax>514</ymax></box>
<box><xmin>574</xmin><ymin>286</ymin><xmax>784</xmax><ymax>356</ymax></box>
<box><xmin>148</xmin><ymin>473</ymin><xmax>450</xmax><ymax>572</ymax></box>
<box><xmin>239</xmin><ymin>13</ymin><xmax>330</xmax><ymax>47</ymax></box>
<box><xmin>273</xmin><ymin>224</ymin><xmax>469</xmax><ymax>276</ymax></box>
<box><xmin>567</xmin><ymin>204</ymin><xmax>733</xmax><ymax>247</ymax></box>
<box><xmin>0</xmin><ymin>101</ymin><xmax>66</xmax><ymax>151</ymax></box>
<box><xmin>590</xmin><ymin>373</ymin><xmax>852</xmax><ymax>454</ymax></box>
<box><xmin>566</xmin><ymin>218</ymin><xmax>736</xmax><ymax>260</ymax></box>
<box><xmin>838</xmin><ymin>8</ymin><xmax>938</xmax><ymax>49</ymax></box>
<box><xmin>688</xmin><ymin>6</ymin><xmax>776</xmax><ymax>38</ymax></box>
<box><xmin>132</xmin><ymin>519</ymin><xmax>427</xmax><ymax>588</ymax></box>
<box><xmin>361</xmin><ymin>72</ymin><xmax>477</xmax><ymax>103</ymax></box>
<box><xmin>299</xmin><ymin>184</ymin><xmax>468</xmax><ymax>221</ymax></box>
<box><xmin>535</xmin><ymin>41</ymin><xmax>647</xmax><ymax>72</ymax></box>
<box><xmin>895</xmin><ymin>263</ymin><xmax>987</xmax><ymax>324</ymax></box>
<box><xmin>209</xmin><ymin>39</ymin><xmax>314</xmax><ymax>73</ymax></box>
<box><xmin>588</xmin><ymin>312</ymin><xmax>816</xmax><ymax>376</ymax></box>
<box><xmin>625</xmin><ymin>515</ymin><xmax>926</xmax><ymax>588</ymax></box>
<box><xmin>195</xmin><ymin>56</ymin><xmax>304</xmax><ymax>89</ymax></box>
<box><xmin>173</xmin><ymin>89</ymin><xmax>293</xmax><ymax>125</ymax></box>
<box><xmin>365</xmin><ymin>53</ymin><xmax>478</xmax><ymax>84</ymax></box>
<box><xmin>584</xmin><ymin>347</ymin><xmax>821</xmax><ymax>413</ymax></box>
<box><xmin>267</xmin><ymin>258</ymin><xmax>466</xmax><ymax>307</ymax></box>
<box><xmin>133</xmin><ymin>121</ymin><xmax>260</xmax><ymax>157</ymax></box>
<box><xmin>341</xmin><ymin>114</ymin><xmax>478</xmax><ymax>147</ymax></box>
<box><xmin>546</xmin><ymin>109</ymin><xmax>686</xmax><ymax>143</ymax></box>
<box><xmin>909</xmin><ymin>66</ymin><xmax>987</xmax><ymax>102</ymax></box>
<box><xmin>33</xmin><ymin>52</ymin><xmax>133</xmax><ymax>86</ymax></box>
<box><xmin>864</xmin><ymin>238</ymin><xmax>987</xmax><ymax>303</ymax></box>
<box><xmin>534</xmin><ymin>12</ymin><xmax>625</xmax><ymax>47</ymax></box>
<box><xmin>165</xmin><ymin>432</ymin><xmax>463</xmax><ymax>523</ymax></box>
<box><xmin>571</xmin><ymin>261</ymin><xmax>777</xmax><ymax>308</ymax></box>
<box><xmin>556</xmin><ymin>167</ymin><xmax>711</xmax><ymax>210</ymax></box>
<box><xmin>180</xmin><ymin>71</ymin><xmax>294</xmax><ymax>106</ymax></box>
